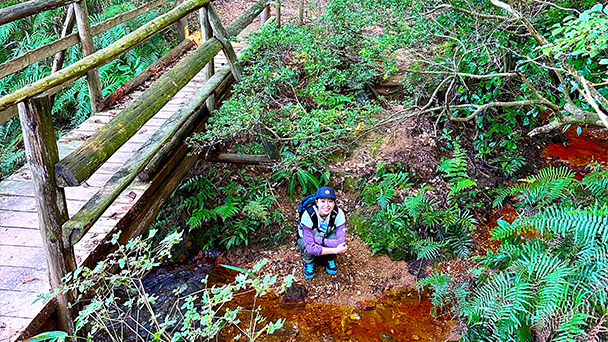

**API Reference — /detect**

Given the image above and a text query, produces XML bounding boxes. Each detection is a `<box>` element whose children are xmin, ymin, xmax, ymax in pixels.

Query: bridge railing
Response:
<box><xmin>3</xmin><ymin>0</ymin><xmax>275</xmax><ymax>335</ymax></box>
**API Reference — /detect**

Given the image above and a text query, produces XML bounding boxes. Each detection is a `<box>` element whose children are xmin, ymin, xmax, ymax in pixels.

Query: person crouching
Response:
<box><xmin>297</xmin><ymin>186</ymin><xmax>348</xmax><ymax>279</ymax></box>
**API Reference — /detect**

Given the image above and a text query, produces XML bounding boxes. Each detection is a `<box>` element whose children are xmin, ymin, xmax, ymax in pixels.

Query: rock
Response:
<box><xmin>378</xmin><ymin>333</ymin><xmax>397</xmax><ymax>342</ymax></box>
<box><xmin>282</xmin><ymin>283</ymin><xmax>307</xmax><ymax>306</ymax></box>
<box><xmin>358</xmin><ymin>300</ymin><xmax>376</xmax><ymax>311</ymax></box>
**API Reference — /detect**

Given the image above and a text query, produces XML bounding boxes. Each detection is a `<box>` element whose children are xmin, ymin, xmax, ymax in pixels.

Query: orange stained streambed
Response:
<box><xmin>542</xmin><ymin>126</ymin><xmax>608</xmax><ymax>167</ymax></box>
<box><xmin>219</xmin><ymin>287</ymin><xmax>457</xmax><ymax>342</ymax></box>
<box><xmin>143</xmin><ymin>258</ymin><xmax>457</xmax><ymax>342</ymax></box>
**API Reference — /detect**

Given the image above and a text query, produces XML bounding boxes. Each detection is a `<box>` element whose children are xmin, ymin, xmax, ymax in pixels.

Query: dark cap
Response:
<box><xmin>316</xmin><ymin>186</ymin><xmax>336</xmax><ymax>199</ymax></box>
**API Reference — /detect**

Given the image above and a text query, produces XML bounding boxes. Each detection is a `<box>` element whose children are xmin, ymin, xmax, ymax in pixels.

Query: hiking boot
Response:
<box><xmin>303</xmin><ymin>262</ymin><xmax>315</xmax><ymax>279</ymax></box>
<box><xmin>326</xmin><ymin>260</ymin><xmax>338</xmax><ymax>275</ymax></box>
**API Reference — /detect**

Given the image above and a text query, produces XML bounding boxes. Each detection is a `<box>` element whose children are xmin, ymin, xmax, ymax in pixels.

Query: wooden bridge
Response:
<box><xmin>0</xmin><ymin>0</ymin><xmax>278</xmax><ymax>340</ymax></box>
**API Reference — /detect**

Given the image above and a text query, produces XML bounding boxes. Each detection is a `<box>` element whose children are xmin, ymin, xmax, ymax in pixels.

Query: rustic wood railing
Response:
<box><xmin>1</xmin><ymin>0</ymin><xmax>277</xmax><ymax>336</ymax></box>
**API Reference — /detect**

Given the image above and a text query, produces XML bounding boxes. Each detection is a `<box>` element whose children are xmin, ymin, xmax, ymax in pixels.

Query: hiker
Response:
<box><xmin>298</xmin><ymin>186</ymin><xmax>348</xmax><ymax>279</ymax></box>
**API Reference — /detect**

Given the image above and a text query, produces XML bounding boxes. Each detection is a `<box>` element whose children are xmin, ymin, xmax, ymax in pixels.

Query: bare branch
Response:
<box><xmin>409</xmin><ymin>70</ymin><xmax>518</xmax><ymax>79</ymax></box>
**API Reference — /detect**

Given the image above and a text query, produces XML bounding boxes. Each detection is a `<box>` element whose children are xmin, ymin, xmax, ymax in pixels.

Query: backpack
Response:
<box><xmin>297</xmin><ymin>194</ymin><xmax>338</xmax><ymax>237</ymax></box>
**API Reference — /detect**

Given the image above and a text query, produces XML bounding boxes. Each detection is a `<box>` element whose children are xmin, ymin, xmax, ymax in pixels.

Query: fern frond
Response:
<box><xmin>412</xmin><ymin>238</ymin><xmax>447</xmax><ymax>260</ymax></box>
<box><xmin>213</xmin><ymin>202</ymin><xmax>239</xmax><ymax>221</ymax></box>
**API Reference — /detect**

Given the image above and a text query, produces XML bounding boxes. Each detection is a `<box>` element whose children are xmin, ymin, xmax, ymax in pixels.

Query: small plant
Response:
<box><xmin>34</xmin><ymin>230</ymin><xmax>290</xmax><ymax>342</ymax></box>
<box><xmin>179</xmin><ymin>169</ymin><xmax>284</xmax><ymax>250</ymax></box>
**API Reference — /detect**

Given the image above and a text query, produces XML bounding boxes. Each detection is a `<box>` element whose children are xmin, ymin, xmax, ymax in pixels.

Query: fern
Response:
<box><xmin>213</xmin><ymin>202</ymin><xmax>239</xmax><ymax>221</ymax></box>
<box><xmin>412</xmin><ymin>238</ymin><xmax>446</xmax><ymax>260</ymax></box>
<box><xmin>438</xmin><ymin>141</ymin><xmax>468</xmax><ymax>181</ymax></box>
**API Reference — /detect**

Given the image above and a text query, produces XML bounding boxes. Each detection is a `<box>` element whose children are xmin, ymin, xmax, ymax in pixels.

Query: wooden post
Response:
<box><xmin>74</xmin><ymin>0</ymin><xmax>103</xmax><ymax>113</ymax></box>
<box><xmin>176</xmin><ymin>0</ymin><xmax>188</xmax><ymax>40</ymax></box>
<box><xmin>207</xmin><ymin>3</ymin><xmax>243</xmax><ymax>82</ymax></box>
<box><xmin>260</xmin><ymin>4</ymin><xmax>270</xmax><ymax>24</ymax></box>
<box><xmin>298</xmin><ymin>0</ymin><xmax>304</xmax><ymax>25</ymax></box>
<box><xmin>199</xmin><ymin>6</ymin><xmax>215</xmax><ymax>111</ymax></box>
<box><xmin>52</xmin><ymin>4</ymin><xmax>76</xmax><ymax>74</ymax></box>
<box><xmin>276</xmin><ymin>0</ymin><xmax>281</xmax><ymax>28</ymax></box>
<box><xmin>17</xmin><ymin>95</ymin><xmax>76</xmax><ymax>336</ymax></box>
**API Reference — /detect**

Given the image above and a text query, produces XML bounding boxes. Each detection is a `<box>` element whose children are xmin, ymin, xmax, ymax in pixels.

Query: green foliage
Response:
<box><xmin>189</xmin><ymin>5</ymin><xmax>403</xmax><ymax>195</ymax></box>
<box><xmin>354</xmin><ymin>163</ymin><xmax>476</xmax><ymax>260</ymax></box>
<box><xmin>36</xmin><ymin>230</ymin><xmax>289</xmax><ymax>342</ymax></box>
<box><xmin>179</xmin><ymin>168</ymin><xmax>284</xmax><ymax>250</ymax></box>
<box><xmin>420</xmin><ymin>164</ymin><xmax>608</xmax><ymax>341</ymax></box>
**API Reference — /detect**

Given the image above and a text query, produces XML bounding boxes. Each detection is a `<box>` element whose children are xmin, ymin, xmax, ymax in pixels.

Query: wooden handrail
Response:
<box><xmin>55</xmin><ymin>0</ymin><xmax>270</xmax><ymax>187</ymax></box>
<box><xmin>0</xmin><ymin>0</ymin><xmax>209</xmax><ymax>113</ymax></box>
<box><xmin>63</xmin><ymin>3</ymin><xmax>272</xmax><ymax>244</ymax></box>
<box><xmin>0</xmin><ymin>0</ymin><xmax>75</xmax><ymax>26</ymax></box>
<box><xmin>0</xmin><ymin>0</ymin><xmax>169</xmax><ymax>81</ymax></box>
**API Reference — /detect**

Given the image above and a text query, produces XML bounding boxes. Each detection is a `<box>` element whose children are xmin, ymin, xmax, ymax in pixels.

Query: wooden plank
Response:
<box><xmin>0</xmin><ymin>266</ymin><xmax>49</xmax><ymax>293</ymax></box>
<box><xmin>0</xmin><ymin>0</ymin><xmax>213</xmax><ymax>112</ymax></box>
<box><xmin>55</xmin><ymin>0</ymin><xmax>269</xmax><ymax>186</ymax></box>
<box><xmin>0</xmin><ymin>0</ymin><xmax>74</xmax><ymax>26</ymax></box>
<box><xmin>0</xmin><ymin>227</ymin><xmax>44</xmax><ymax>248</ymax></box>
<box><xmin>0</xmin><ymin>210</ymin><xmax>39</xmax><ymax>229</ymax></box>
<box><xmin>0</xmin><ymin>246</ymin><xmax>46</xmax><ymax>269</ymax></box>
<box><xmin>0</xmin><ymin>288</ymin><xmax>46</xmax><ymax>317</ymax></box>
<box><xmin>17</xmin><ymin>96</ymin><xmax>76</xmax><ymax>333</ymax></box>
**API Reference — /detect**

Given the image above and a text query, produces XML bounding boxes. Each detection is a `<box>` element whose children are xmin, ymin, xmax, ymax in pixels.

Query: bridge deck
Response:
<box><xmin>0</xmin><ymin>43</ymin><xmax>242</xmax><ymax>342</ymax></box>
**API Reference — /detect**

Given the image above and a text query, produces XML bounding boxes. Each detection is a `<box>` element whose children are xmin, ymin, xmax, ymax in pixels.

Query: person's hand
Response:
<box><xmin>336</xmin><ymin>242</ymin><xmax>348</xmax><ymax>254</ymax></box>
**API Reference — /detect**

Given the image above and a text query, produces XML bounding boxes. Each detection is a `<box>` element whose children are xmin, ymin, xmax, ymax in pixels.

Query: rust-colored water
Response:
<box><xmin>542</xmin><ymin>126</ymin><xmax>608</xmax><ymax>166</ymax></box>
<box><xmin>219</xmin><ymin>288</ymin><xmax>457</xmax><ymax>342</ymax></box>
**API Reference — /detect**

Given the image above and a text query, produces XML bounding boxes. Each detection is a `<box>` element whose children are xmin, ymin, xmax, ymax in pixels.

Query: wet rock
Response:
<box><xmin>378</xmin><ymin>333</ymin><xmax>397</xmax><ymax>342</ymax></box>
<box><xmin>282</xmin><ymin>283</ymin><xmax>308</xmax><ymax>306</ymax></box>
<box><xmin>272</xmin><ymin>322</ymin><xmax>298</xmax><ymax>337</ymax></box>
<box><xmin>358</xmin><ymin>300</ymin><xmax>376</xmax><ymax>311</ymax></box>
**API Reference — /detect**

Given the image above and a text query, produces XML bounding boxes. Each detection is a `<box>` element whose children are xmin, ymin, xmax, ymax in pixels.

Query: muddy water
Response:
<box><xmin>543</xmin><ymin>126</ymin><xmax>608</xmax><ymax>167</ymax></box>
<box><xmin>140</xmin><ymin>258</ymin><xmax>457</xmax><ymax>342</ymax></box>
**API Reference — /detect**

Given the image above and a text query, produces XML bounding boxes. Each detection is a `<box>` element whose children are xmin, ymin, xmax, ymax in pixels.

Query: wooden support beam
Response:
<box><xmin>17</xmin><ymin>95</ymin><xmax>76</xmax><ymax>336</ymax></box>
<box><xmin>199</xmin><ymin>6</ymin><xmax>215</xmax><ymax>111</ymax></box>
<box><xmin>55</xmin><ymin>0</ymin><xmax>270</xmax><ymax>187</ymax></box>
<box><xmin>276</xmin><ymin>0</ymin><xmax>282</xmax><ymax>28</ymax></box>
<box><xmin>52</xmin><ymin>4</ymin><xmax>76</xmax><ymax>74</ymax></box>
<box><xmin>98</xmin><ymin>38</ymin><xmax>194</xmax><ymax>111</ymax></box>
<box><xmin>176</xmin><ymin>0</ymin><xmax>189</xmax><ymax>41</ymax></box>
<box><xmin>203</xmin><ymin>153</ymin><xmax>274</xmax><ymax>164</ymax></box>
<box><xmin>207</xmin><ymin>3</ymin><xmax>243</xmax><ymax>82</ymax></box>
<box><xmin>0</xmin><ymin>0</ymin><xmax>211</xmax><ymax>113</ymax></box>
<box><xmin>0</xmin><ymin>0</ymin><xmax>74</xmax><ymax>26</ymax></box>
<box><xmin>260</xmin><ymin>5</ymin><xmax>270</xmax><ymax>24</ymax></box>
<box><xmin>74</xmin><ymin>1</ymin><xmax>103</xmax><ymax>113</ymax></box>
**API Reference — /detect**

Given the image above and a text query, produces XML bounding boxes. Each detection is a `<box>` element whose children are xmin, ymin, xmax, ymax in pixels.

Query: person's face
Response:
<box><xmin>316</xmin><ymin>197</ymin><xmax>335</xmax><ymax>217</ymax></box>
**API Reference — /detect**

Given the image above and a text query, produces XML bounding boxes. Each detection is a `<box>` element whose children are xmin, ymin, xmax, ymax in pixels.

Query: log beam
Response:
<box><xmin>98</xmin><ymin>39</ymin><xmax>194</xmax><ymax>111</ymax></box>
<box><xmin>0</xmin><ymin>0</ymin><xmax>74</xmax><ymax>26</ymax></box>
<box><xmin>207</xmin><ymin>3</ymin><xmax>243</xmax><ymax>82</ymax></box>
<box><xmin>17</xmin><ymin>96</ymin><xmax>76</xmax><ymax>336</ymax></box>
